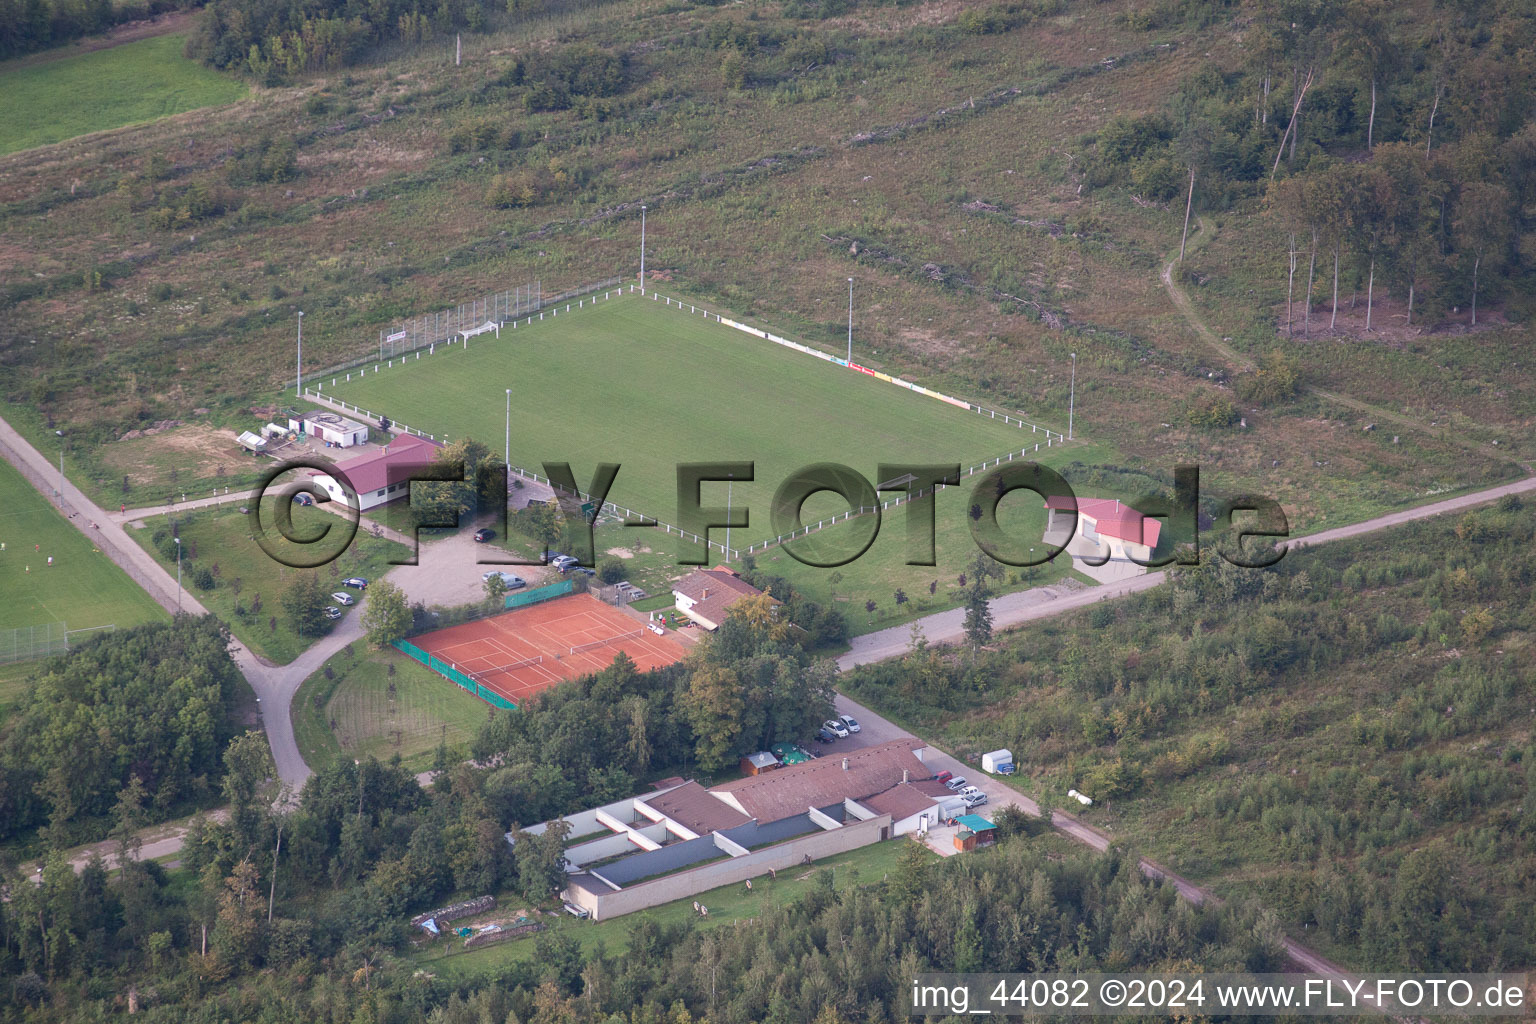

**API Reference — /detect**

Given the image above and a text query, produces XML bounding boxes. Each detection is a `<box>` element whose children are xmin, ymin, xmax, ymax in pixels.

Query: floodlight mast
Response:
<box><xmin>1068</xmin><ymin>351</ymin><xmax>1076</xmax><ymax>441</ymax></box>
<box><xmin>296</xmin><ymin>311</ymin><xmax>304</xmax><ymax>398</ymax></box>
<box><xmin>847</xmin><ymin>278</ymin><xmax>854</xmax><ymax>363</ymax></box>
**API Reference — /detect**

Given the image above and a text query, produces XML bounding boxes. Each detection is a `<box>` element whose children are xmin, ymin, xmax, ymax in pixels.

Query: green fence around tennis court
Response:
<box><xmin>504</xmin><ymin>579</ymin><xmax>575</xmax><ymax>609</ymax></box>
<box><xmin>393</xmin><ymin>638</ymin><xmax>518</xmax><ymax>710</ymax></box>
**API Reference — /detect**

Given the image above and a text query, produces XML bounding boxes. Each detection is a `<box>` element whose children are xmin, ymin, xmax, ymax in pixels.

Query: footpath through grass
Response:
<box><xmin>0</xmin><ymin>34</ymin><xmax>246</xmax><ymax>155</ymax></box>
<box><xmin>327</xmin><ymin>292</ymin><xmax>1056</xmax><ymax>547</ymax></box>
<box><xmin>293</xmin><ymin>644</ymin><xmax>493</xmax><ymax>773</ymax></box>
<box><xmin>0</xmin><ymin>456</ymin><xmax>167</xmax><ymax>634</ymax></box>
<box><xmin>126</xmin><ymin>497</ymin><xmax>409</xmax><ymax>664</ymax></box>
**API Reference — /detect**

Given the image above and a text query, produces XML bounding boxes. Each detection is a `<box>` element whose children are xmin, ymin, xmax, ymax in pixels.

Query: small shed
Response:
<box><xmin>955</xmin><ymin>813</ymin><xmax>997</xmax><ymax>847</ymax></box>
<box><xmin>740</xmin><ymin>751</ymin><xmax>781</xmax><ymax>776</ymax></box>
<box><xmin>236</xmin><ymin>430</ymin><xmax>268</xmax><ymax>452</ymax></box>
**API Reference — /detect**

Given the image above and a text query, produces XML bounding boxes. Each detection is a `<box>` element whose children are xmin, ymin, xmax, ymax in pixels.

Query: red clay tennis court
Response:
<box><xmin>412</xmin><ymin>593</ymin><xmax>687</xmax><ymax>705</ymax></box>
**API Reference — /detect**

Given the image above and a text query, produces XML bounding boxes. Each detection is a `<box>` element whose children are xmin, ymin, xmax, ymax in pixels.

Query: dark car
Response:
<box><xmin>292</xmin><ymin>493</ymin><xmax>314</xmax><ymax>506</ymax></box>
<box><xmin>342</xmin><ymin>577</ymin><xmax>368</xmax><ymax>589</ymax></box>
<box><xmin>815</xmin><ymin>727</ymin><xmax>836</xmax><ymax>743</ymax></box>
<box><xmin>570</xmin><ymin>566</ymin><xmax>596</xmax><ymax>577</ymax></box>
<box><xmin>473</xmin><ymin>528</ymin><xmax>495</xmax><ymax>542</ymax></box>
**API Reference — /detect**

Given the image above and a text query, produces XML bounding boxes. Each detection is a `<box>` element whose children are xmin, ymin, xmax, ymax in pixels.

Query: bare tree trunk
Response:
<box><xmin>1263</xmin><ymin>76</ymin><xmax>1269</xmax><ymax>125</ymax></box>
<box><xmin>1367</xmin><ymin>78</ymin><xmax>1377</xmax><ymax>149</ymax></box>
<box><xmin>1426</xmin><ymin>85</ymin><xmax>1441</xmax><ymax>155</ymax></box>
<box><xmin>1407</xmin><ymin>281</ymin><xmax>1414</xmax><ymax>326</ymax></box>
<box><xmin>1179</xmin><ymin>167</ymin><xmax>1196</xmax><ymax>261</ymax></box>
<box><xmin>1365</xmin><ymin>256</ymin><xmax>1375</xmax><ymax>331</ymax></box>
<box><xmin>1287</xmin><ymin>233</ymin><xmax>1297</xmax><ymax>336</ymax></box>
<box><xmin>1304</xmin><ymin>230</ymin><xmax>1316</xmax><ymax>336</ymax></box>
<box><xmin>1471</xmin><ymin>254</ymin><xmax>1479</xmax><ymax>325</ymax></box>
<box><xmin>1270</xmin><ymin>67</ymin><xmax>1316</xmax><ymax>179</ymax></box>
<box><xmin>1331</xmin><ymin>245</ymin><xmax>1340</xmax><ymax>329</ymax></box>
<box><xmin>267</xmin><ymin>824</ymin><xmax>283</xmax><ymax>924</ymax></box>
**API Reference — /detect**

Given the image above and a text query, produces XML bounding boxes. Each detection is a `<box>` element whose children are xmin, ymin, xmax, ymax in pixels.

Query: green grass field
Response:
<box><xmin>293</xmin><ymin>644</ymin><xmax>492</xmax><ymax>773</ymax></box>
<box><xmin>414</xmin><ymin>833</ymin><xmax>935</xmax><ymax>979</ymax></box>
<box><xmin>0</xmin><ymin>34</ymin><xmax>247</xmax><ymax>155</ymax></box>
<box><xmin>126</xmin><ymin>496</ymin><xmax>409</xmax><ymax>664</ymax></box>
<box><xmin>327</xmin><ymin>293</ymin><xmax>1066</xmax><ymax>549</ymax></box>
<box><xmin>0</xmin><ymin>457</ymin><xmax>167</xmax><ymax>639</ymax></box>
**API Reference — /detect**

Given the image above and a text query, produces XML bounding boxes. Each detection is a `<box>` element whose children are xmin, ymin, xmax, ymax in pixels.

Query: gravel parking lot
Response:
<box><xmin>387</xmin><ymin>522</ymin><xmax>554</xmax><ymax>609</ymax></box>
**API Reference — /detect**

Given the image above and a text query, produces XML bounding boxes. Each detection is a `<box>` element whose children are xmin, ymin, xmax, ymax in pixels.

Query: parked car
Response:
<box><xmin>331</xmin><ymin>592</ymin><xmax>355</xmax><ymax>606</ymax></box>
<box><xmin>839</xmin><ymin>714</ymin><xmax>861</xmax><ymax>733</ymax></box>
<box><xmin>943</xmin><ymin>776</ymin><xmax>967</xmax><ymax>791</ymax></box>
<box><xmin>324</xmin><ymin>606</ymin><xmax>342</xmax><ymax>620</ymax></box>
<box><xmin>473</xmin><ymin>528</ymin><xmax>495</xmax><ymax>542</ymax></box>
<box><xmin>292</xmin><ymin>493</ymin><xmax>314</xmax><ymax>506</ymax></box>
<box><xmin>546</xmin><ymin>552</ymin><xmax>570</xmax><ymax>566</ymax></box>
<box><xmin>570</xmin><ymin>566</ymin><xmax>596</xmax><ymax>577</ymax></box>
<box><xmin>342</xmin><ymin>577</ymin><xmax>368</xmax><ymax>589</ymax></box>
<box><xmin>957</xmin><ymin>785</ymin><xmax>982</xmax><ymax>800</ymax></box>
<box><xmin>500</xmin><ymin>573</ymin><xmax>527</xmax><ymax>590</ymax></box>
<box><xmin>934</xmin><ymin>769</ymin><xmax>954</xmax><ymax>786</ymax></box>
<box><xmin>962</xmin><ymin>792</ymin><xmax>989</xmax><ymax>808</ymax></box>
<box><xmin>815</xmin><ymin>727</ymin><xmax>836</xmax><ymax>743</ymax></box>
<box><xmin>551</xmin><ymin>555</ymin><xmax>579</xmax><ymax>571</ymax></box>
<box><xmin>823</xmin><ymin>719</ymin><xmax>850</xmax><ymax>739</ymax></box>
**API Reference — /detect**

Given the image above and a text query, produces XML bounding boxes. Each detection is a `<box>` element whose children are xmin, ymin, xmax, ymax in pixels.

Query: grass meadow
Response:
<box><xmin>0</xmin><ymin>456</ymin><xmax>166</xmax><ymax>636</ymax></box>
<box><xmin>0</xmin><ymin>34</ymin><xmax>247</xmax><ymax>155</ymax></box>
<box><xmin>293</xmin><ymin>643</ymin><xmax>492</xmax><ymax>773</ymax></box>
<box><xmin>413</xmin><ymin>833</ymin><xmax>938</xmax><ymax>979</ymax></box>
<box><xmin>0</xmin><ymin>0</ymin><xmax>1524</xmax><ymax>559</ymax></box>
<box><xmin>326</xmin><ymin>292</ymin><xmax>1067</xmax><ymax>548</ymax></box>
<box><xmin>126</xmin><ymin>495</ymin><xmax>409</xmax><ymax>664</ymax></box>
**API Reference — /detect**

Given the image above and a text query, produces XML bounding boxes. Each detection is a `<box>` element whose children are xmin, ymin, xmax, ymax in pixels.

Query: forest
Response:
<box><xmin>0</xmin><ymin>0</ymin><xmax>199</xmax><ymax>60</ymax></box>
<box><xmin>1088</xmin><ymin>0</ymin><xmax>1536</xmax><ymax>330</ymax></box>
<box><xmin>2</xmin><ymin>785</ymin><xmax>1292</xmax><ymax>1022</ymax></box>
<box><xmin>0</xmin><ymin>616</ymin><xmax>244</xmax><ymax>848</ymax></box>
<box><xmin>843</xmin><ymin>494</ymin><xmax>1536</xmax><ymax>972</ymax></box>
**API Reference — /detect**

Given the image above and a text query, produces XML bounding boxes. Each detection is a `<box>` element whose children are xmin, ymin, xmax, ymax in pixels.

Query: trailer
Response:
<box><xmin>981</xmin><ymin>749</ymin><xmax>1014</xmax><ymax>775</ymax></box>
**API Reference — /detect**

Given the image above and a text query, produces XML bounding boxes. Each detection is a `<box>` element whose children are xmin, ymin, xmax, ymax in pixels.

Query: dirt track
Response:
<box><xmin>0</xmin><ymin>9</ymin><xmax>200</xmax><ymax>72</ymax></box>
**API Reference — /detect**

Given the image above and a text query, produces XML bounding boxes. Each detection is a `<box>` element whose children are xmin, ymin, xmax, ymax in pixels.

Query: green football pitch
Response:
<box><xmin>0</xmin><ymin>457</ymin><xmax>167</xmax><ymax>639</ymax></box>
<box><xmin>324</xmin><ymin>291</ymin><xmax>1064</xmax><ymax>548</ymax></box>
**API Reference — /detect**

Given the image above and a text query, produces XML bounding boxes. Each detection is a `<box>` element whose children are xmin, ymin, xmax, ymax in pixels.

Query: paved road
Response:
<box><xmin>0</xmin><ymin>414</ymin><xmax>520</xmax><ymax>796</ymax></box>
<box><xmin>23</xmin><ymin>810</ymin><xmax>230</xmax><ymax>880</ymax></box>
<box><xmin>841</xmin><ymin>473</ymin><xmax>1536</xmax><ymax>671</ymax></box>
<box><xmin>838</xmin><ymin>577</ymin><xmax>1158</xmax><ymax>671</ymax></box>
<box><xmin>826</xmin><ymin>692</ymin><xmax>1354</xmax><ymax>976</ymax></box>
<box><xmin>8</xmin><ymin>403</ymin><xmax>1535</xmax><ymax>953</ymax></box>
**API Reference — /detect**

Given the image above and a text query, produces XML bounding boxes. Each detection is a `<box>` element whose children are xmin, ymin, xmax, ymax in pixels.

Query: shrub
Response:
<box><xmin>1236</xmin><ymin>350</ymin><xmax>1301</xmax><ymax>405</ymax></box>
<box><xmin>597</xmin><ymin>556</ymin><xmax>625</xmax><ymax>583</ymax></box>
<box><xmin>1185</xmin><ymin>393</ymin><xmax>1240</xmax><ymax>429</ymax></box>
